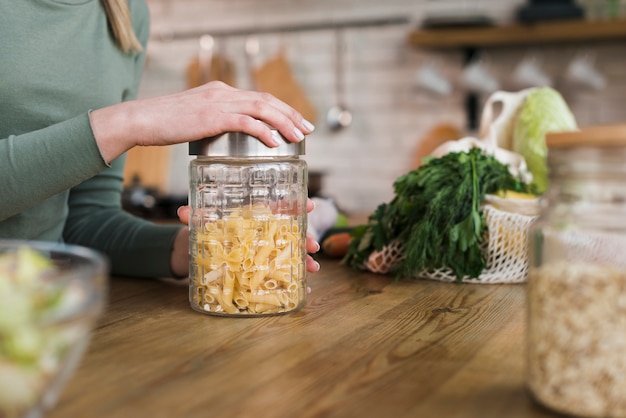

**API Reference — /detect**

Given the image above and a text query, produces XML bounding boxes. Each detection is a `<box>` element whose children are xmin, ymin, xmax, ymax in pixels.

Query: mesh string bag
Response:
<box><xmin>364</xmin><ymin>204</ymin><xmax>538</xmax><ymax>284</ymax></box>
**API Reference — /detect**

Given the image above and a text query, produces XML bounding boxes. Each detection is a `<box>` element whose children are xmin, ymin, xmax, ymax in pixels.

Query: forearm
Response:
<box><xmin>64</xmin><ymin>156</ymin><xmax>184</xmax><ymax>278</ymax></box>
<box><xmin>64</xmin><ymin>206</ymin><xmax>183</xmax><ymax>278</ymax></box>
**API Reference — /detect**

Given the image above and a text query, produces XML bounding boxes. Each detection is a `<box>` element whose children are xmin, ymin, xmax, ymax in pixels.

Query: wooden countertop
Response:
<box><xmin>49</xmin><ymin>258</ymin><xmax>559</xmax><ymax>418</ymax></box>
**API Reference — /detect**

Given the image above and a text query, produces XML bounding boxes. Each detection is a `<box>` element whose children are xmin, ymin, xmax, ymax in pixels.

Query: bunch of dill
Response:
<box><xmin>344</xmin><ymin>148</ymin><xmax>533</xmax><ymax>281</ymax></box>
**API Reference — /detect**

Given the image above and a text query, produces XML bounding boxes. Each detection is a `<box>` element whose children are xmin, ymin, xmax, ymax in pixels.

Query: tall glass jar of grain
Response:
<box><xmin>188</xmin><ymin>131</ymin><xmax>307</xmax><ymax>317</ymax></box>
<box><xmin>527</xmin><ymin>124</ymin><xmax>626</xmax><ymax>417</ymax></box>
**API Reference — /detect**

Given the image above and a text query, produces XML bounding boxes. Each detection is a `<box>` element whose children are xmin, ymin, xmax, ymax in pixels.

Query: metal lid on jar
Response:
<box><xmin>189</xmin><ymin>131</ymin><xmax>305</xmax><ymax>157</ymax></box>
<box><xmin>546</xmin><ymin>124</ymin><xmax>626</xmax><ymax>149</ymax></box>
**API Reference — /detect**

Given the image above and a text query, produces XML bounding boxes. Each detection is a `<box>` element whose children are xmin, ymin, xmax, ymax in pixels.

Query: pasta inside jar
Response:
<box><xmin>190</xmin><ymin>207</ymin><xmax>306</xmax><ymax>316</ymax></box>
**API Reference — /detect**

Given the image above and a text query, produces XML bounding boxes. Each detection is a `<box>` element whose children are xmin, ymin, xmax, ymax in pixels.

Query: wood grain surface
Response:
<box><xmin>408</xmin><ymin>17</ymin><xmax>626</xmax><ymax>49</ymax></box>
<box><xmin>48</xmin><ymin>258</ymin><xmax>560</xmax><ymax>418</ymax></box>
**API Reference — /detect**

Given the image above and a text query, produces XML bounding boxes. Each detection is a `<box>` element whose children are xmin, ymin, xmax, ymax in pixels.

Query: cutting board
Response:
<box><xmin>252</xmin><ymin>51</ymin><xmax>317</xmax><ymax>124</ymax></box>
<box><xmin>122</xmin><ymin>146</ymin><xmax>172</xmax><ymax>192</ymax></box>
<box><xmin>186</xmin><ymin>54</ymin><xmax>237</xmax><ymax>88</ymax></box>
<box><xmin>412</xmin><ymin>123</ymin><xmax>463</xmax><ymax>169</ymax></box>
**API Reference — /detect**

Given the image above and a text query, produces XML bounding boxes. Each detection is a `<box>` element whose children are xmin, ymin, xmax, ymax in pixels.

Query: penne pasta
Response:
<box><xmin>267</xmin><ymin>269</ymin><xmax>291</xmax><ymax>283</ymax></box>
<box><xmin>222</xmin><ymin>269</ymin><xmax>235</xmax><ymax>307</ymax></box>
<box><xmin>253</xmin><ymin>243</ymin><xmax>274</xmax><ymax>267</ymax></box>
<box><xmin>208</xmin><ymin>286</ymin><xmax>238</xmax><ymax>314</ymax></box>
<box><xmin>191</xmin><ymin>208</ymin><xmax>305</xmax><ymax>315</ymax></box>
<box><xmin>254</xmin><ymin>303</ymin><xmax>281</xmax><ymax>313</ymax></box>
<box><xmin>202</xmin><ymin>292</ymin><xmax>216</xmax><ymax>304</ymax></box>
<box><xmin>249</xmin><ymin>292</ymin><xmax>282</xmax><ymax>307</ymax></box>
<box><xmin>249</xmin><ymin>269</ymin><xmax>267</xmax><ymax>291</ymax></box>
<box><xmin>262</xmin><ymin>279</ymin><xmax>279</xmax><ymax>290</ymax></box>
<box><xmin>201</xmin><ymin>268</ymin><xmax>223</xmax><ymax>285</ymax></box>
<box><xmin>233</xmin><ymin>290</ymin><xmax>250</xmax><ymax>308</ymax></box>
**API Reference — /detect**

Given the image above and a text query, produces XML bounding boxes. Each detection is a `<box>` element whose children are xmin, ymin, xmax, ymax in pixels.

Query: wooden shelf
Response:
<box><xmin>408</xmin><ymin>17</ymin><xmax>626</xmax><ymax>131</ymax></box>
<box><xmin>408</xmin><ymin>18</ymin><xmax>626</xmax><ymax>49</ymax></box>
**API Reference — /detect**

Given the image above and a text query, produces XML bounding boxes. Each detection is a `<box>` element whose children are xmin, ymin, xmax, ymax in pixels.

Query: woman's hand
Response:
<box><xmin>304</xmin><ymin>198</ymin><xmax>322</xmax><ymax>272</ymax></box>
<box><xmin>170</xmin><ymin>200</ymin><xmax>321</xmax><ymax>278</ymax></box>
<box><xmin>90</xmin><ymin>81</ymin><xmax>315</xmax><ymax>164</ymax></box>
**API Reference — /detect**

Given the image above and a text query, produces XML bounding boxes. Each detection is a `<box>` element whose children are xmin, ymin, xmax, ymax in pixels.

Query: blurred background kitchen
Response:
<box><xmin>122</xmin><ymin>0</ymin><xmax>626</xmax><ymax>220</ymax></box>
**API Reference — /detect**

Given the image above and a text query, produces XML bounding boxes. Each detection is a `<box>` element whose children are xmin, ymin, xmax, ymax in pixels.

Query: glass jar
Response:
<box><xmin>527</xmin><ymin>125</ymin><xmax>626</xmax><ymax>417</ymax></box>
<box><xmin>188</xmin><ymin>132</ymin><xmax>308</xmax><ymax>317</ymax></box>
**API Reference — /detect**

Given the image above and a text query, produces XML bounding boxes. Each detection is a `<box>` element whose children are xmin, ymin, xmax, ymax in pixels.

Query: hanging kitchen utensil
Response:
<box><xmin>185</xmin><ymin>35</ymin><xmax>237</xmax><ymax>88</ymax></box>
<box><xmin>244</xmin><ymin>36</ymin><xmax>260</xmax><ymax>91</ymax></box>
<box><xmin>326</xmin><ymin>29</ymin><xmax>352</xmax><ymax>131</ymax></box>
<box><xmin>252</xmin><ymin>48</ymin><xmax>318</xmax><ymax>125</ymax></box>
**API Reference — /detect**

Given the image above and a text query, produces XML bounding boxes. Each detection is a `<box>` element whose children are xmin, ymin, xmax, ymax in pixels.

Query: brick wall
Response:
<box><xmin>142</xmin><ymin>0</ymin><xmax>626</xmax><ymax>214</ymax></box>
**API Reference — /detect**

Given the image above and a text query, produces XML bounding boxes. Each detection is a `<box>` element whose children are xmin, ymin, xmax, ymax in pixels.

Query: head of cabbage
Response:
<box><xmin>513</xmin><ymin>87</ymin><xmax>578</xmax><ymax>194</ymax></box>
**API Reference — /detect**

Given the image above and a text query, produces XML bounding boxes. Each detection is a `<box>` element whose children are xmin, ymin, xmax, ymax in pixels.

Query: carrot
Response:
<box><xmin>321</xmin><ymin>232</ymin><xmax>353</xmax><ymax>258</ymax></box>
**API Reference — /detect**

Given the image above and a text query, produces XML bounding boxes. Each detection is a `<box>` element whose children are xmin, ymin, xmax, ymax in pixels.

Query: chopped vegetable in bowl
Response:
<box><xmin>0</xmin><ymin>241</ymin><xmax>107</xmax><ymax>418</ymax></box>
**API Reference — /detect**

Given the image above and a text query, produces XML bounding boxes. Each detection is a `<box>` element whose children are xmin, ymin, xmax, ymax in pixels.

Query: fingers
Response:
<box><xmin>306</xmin><ymin>232</ymin><xmax>320</xmax><ymax>274</ymax></box>
<box><xmin>195</xmin><ymin>82</ymin><xmax>315</xmax><ymax>146</ymax></box>
<box><xmin>306</xmin><ymin>232</ymin><xmax>320</xmax><ymax>254</ymax></box>
<box><xmin>207</xmin><ymin>113</ymin><xmax>296</xmax><ymax>148</ymax></box>
<box><xmin>203</xmin><ymin>82</ymin><xmax>310</xmax><ymax>129</ymax></box>
<box><xmin>306</xmin><ymin>255</ymin><xmax>320</xmax><ymax>273</ymax></box>
<box><xmin>213</xmin><ymin>101</ymin><xmax>312</xmax><ymax>147</ymax></box>
<box><xmin>177</xmin><ymin>206</ymin><xmax>191</xmax><ymax>225</ymax></box>
<box><xmin>306</xmin><ymin>198</ymin><xmax>315</xmax><ymax>214</ymax></box>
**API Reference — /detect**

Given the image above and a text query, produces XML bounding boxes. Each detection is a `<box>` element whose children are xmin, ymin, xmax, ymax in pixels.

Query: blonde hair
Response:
<box><xmin>101</xmin><ymin>0</ymin><xmax>143</xmax><ymax>54</ymax></box>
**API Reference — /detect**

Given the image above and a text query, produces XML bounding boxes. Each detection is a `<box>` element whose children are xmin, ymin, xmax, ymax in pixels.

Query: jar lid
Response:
<box><xmin>546</xmin><ymin>124</ymin><xmax>626</xmax><ymax>149</ymax></box>
<box><xmin>189</xmin><ymin>131</ymin><xmax>305</xmax><ymax>157</ymax></box>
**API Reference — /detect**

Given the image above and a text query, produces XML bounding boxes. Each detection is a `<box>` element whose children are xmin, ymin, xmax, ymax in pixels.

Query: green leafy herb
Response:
<box><xmin>343</xmin><ymin>148</ymin><xmax>533</xmax><ymax>281</ymax></box>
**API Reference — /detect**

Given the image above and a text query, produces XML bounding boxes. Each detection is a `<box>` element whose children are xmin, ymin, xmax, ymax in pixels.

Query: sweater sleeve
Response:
<box><xmin>63</xmin><ymin>155</ymin><xmax>184</xmax><ymax>279</ymax></box>
<box><xmin>0</xmin><ymin>113</ymin><xmax>108</xmax><ymax>221</ymax></box>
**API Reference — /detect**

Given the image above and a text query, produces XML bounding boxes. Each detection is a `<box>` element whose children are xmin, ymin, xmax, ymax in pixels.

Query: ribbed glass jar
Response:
<box><xmin>188</xmin><ymin>132</ymin><xmax>308</xmax><ymax>317</ymax></box>
<box><xmin>527</xmin><ymin>125</ymin><xmax>626</xmax><ymax>417</ymax></box>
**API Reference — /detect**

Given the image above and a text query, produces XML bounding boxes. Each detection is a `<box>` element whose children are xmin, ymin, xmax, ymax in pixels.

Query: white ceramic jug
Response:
<box><xmin>478</xmin><ymin>88</ymin><xmax>537</xmax><ymax>150</ymax></box>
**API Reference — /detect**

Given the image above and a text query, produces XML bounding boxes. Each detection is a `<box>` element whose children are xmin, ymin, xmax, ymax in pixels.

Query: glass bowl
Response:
<box><xmin>0</xmin><ymin>240</ymin><xmax>108</xmax><ymax>418</ymax></box>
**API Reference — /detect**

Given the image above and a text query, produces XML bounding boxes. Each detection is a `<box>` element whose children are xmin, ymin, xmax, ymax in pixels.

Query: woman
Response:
<box><xmin>0</xmin><ymin>0</ymin><xmax>319</xmax><ymax>278</ymax></box>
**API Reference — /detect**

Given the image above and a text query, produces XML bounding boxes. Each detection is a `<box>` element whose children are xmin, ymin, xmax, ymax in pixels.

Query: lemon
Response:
<box><xmin>484</xmin><ymin>191</ymin><xmax>540</xmax><ymax>216</ymax></box>
<box><xmin>495</xmin><ymin>190</ymin><xmax>537</xmax><ymax>200</ymax></box>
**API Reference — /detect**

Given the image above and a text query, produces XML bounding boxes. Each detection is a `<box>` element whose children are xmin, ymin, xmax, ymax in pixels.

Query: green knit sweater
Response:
<box><xmin>0</xmin><ymin>0</ymin><xmax>183</xmax><ymax>278</ymax></box>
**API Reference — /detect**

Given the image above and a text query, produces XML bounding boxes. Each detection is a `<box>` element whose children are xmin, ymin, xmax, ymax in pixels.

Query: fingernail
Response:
<box><xmin>313</xmin><ymin>261</ymin><xmax>320</xmax><ymax>272</ymax></box>
<box><xmin>293</xmin><ymin>127</ymin><xmax>305</xmax><ymax>142</ymax></box>
<box><xmin>302</xmin><ymin>119</ymin><xmax>315</xmax><ymax>132</ymax></box>
<box><xmin>269</xmin><ymin>131</ymin><xmax>282</xmax><ymax>146</ymax></box>
<box><xmin>313</xmin><ymin>241</ymin><xmax>321</xmax><ymax>253</ymax></box>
